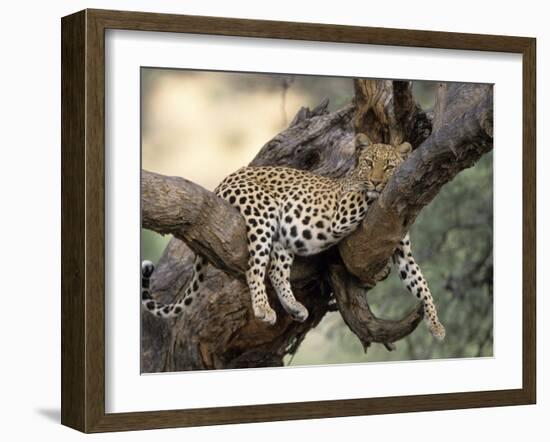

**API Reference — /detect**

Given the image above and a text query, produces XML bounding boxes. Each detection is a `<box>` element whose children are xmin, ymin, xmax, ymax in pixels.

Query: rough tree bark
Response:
<box><xmin>141</xmin><ymin>80</ymin><xmax>493</xmax><ymax>372</ymax></box>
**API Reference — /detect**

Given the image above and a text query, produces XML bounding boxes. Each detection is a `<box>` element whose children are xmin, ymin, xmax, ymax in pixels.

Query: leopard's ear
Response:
<box><xmin>355</xmin><ymin>133</ymin><xmax>373</xmax><ymax>149</ymax></box>
<box><xmin>397</xmin><ymin>141</ymin><xmax>412</xmax><ymax>159</ymax></box>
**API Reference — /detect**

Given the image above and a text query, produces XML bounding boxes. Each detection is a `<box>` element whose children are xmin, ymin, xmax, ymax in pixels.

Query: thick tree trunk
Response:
<box><xmin>141</xmin><ymin>79</ymin><xmax>493</xmax><ymax>372</ymax></box>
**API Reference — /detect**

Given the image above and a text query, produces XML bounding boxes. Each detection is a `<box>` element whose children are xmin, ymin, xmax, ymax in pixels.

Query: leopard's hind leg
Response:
<box><xmin>268</xmin><ymin>241</ymin><xmax>308</xmax><ymax>322</ymax></box>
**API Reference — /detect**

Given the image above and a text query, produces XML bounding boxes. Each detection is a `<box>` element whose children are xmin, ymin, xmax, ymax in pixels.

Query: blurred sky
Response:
<box><xmin>141</xmin><ymin>69</ymin><xmax>436</xmax><ymax>186</ymax></box>
<box><xmin>142</xmin><ymin>69</ymin><xmax>355</xmax><ymax>189</ymax></box>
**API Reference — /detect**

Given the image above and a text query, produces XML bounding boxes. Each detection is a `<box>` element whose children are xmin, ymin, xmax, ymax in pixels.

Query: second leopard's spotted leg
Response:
<box><xmin>394</xmin><ymin>233</ymin><xmax>446</xmax><ymax>340</ymax></box>
<box><xmin>268</xmin><ymin>242</ymin><xmax>308</xmax><ymax>322</ymax></box>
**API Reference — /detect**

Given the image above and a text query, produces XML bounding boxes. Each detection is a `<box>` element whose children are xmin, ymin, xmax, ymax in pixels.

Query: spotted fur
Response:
<box><xmin>142</xmin><ymin>136</ymin><xmax>445</xmax><ymax>340</ymax></box>
<box><xmin>394</xmin><ymin>233</ymin><xmax>445</xmax><ymax>339</ymax></box>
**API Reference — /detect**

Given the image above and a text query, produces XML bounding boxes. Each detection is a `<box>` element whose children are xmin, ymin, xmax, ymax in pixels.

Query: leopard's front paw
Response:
<box><xmin>253</xmin><ymin>304</ymin><xmax>277</xmax><ymax>325</ymax></box>
<box><xmin>286</xmin><ymin>302</ymin><xmax>309</xmax><ymax>323</ymax></box>
<box><xmin>431</xmin><ymin>322</ymin><xmax>446</xmax><ymax>341</ymax></box>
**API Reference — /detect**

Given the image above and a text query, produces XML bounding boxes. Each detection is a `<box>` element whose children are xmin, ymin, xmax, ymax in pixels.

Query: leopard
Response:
<box><xmin>141</xmin><ymin>134</ymin><xmax>446</xmax><ymax>340</ymax></box>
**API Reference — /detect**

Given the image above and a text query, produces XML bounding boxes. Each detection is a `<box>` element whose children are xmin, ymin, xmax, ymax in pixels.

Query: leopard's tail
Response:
<box><xmin>141</xmin><ymin>256</ymin><xmax>207</xmax><ymax>319</ymax></box>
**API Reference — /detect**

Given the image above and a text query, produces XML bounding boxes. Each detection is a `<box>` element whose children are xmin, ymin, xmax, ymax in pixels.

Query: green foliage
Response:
<box><xmin>141</xmin><ymin>229</ymin><xmax>171</xmax><ymax>265</ymax></box>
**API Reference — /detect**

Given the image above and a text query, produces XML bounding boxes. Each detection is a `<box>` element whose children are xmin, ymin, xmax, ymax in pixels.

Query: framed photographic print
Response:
<box><xmin>61</xmin><ymin>9</ymin><xmax>536</xmax><ymax>433</ymax></box>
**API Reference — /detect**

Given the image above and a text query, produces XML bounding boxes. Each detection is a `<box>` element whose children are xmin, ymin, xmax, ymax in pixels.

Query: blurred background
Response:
<box><xmin>141</xmin><ymin>68</ymin><xmax>493</xmax><ymax>365</ymax></box>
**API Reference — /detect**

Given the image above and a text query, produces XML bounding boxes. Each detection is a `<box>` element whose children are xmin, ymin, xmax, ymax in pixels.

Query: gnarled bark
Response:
<box><xmin>141</xmin><ymin>79</ymin><xmax>493</xmax><ymax>372</ymax></box>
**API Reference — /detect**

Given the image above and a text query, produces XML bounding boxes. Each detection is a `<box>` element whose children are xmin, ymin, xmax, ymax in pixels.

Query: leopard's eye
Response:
<box><xmin>384</xmin><ymin>164</ymin><xmax>394</xmax><ymax>172</ymax></box>
<box><xmin>364</xmin><ymin>159</ymin><xmax>373</xmax><ymax>168</ymax></box>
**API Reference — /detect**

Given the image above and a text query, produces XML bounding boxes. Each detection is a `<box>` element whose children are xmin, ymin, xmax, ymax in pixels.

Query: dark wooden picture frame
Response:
<box><xmin>61</xmin><ymin>8</ymin><xmax>536</xmax><ymax>433</ymax></box>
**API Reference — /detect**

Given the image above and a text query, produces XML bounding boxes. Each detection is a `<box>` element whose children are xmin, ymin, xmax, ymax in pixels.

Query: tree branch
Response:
<box><xmin>142</xmin><ymin>171</ymin><xmax>248</xmax><ymax>279</ymax></box>
<box><xmin>353</xmin><ymin>79</ymin><xmax>432</xmax><ymax>148</ymax></box>
<box><xmin>328</xmin><ymin>263</ymin><xmax>424</xmax><ymax>351</ymax></box>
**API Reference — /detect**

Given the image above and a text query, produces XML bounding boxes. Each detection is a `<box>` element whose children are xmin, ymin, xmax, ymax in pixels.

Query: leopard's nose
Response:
<box><xmin>370</xmin><ymin>177</ymin><xmax>382</xmax><ymax>186</ymax></box>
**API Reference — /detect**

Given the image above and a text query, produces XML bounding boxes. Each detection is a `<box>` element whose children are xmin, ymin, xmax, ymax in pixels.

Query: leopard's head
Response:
<box><xmin>354</xmin><ymin>133</ymin><xmax>412</xmax><ymax>199</ymax></box>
